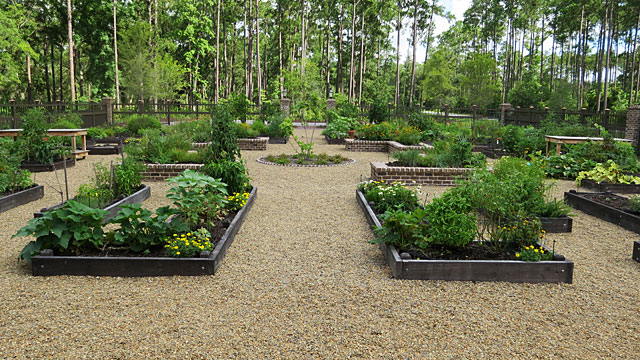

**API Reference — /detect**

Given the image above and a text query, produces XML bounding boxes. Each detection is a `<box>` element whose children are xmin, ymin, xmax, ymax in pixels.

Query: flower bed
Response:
<box><xmin>34</xmin><ymin>185</ymin><xmax>151</xmax><ymax>222</ymax></box>
<box><xmin>345</xmin><ymin>139</ymin><xmax>429</xmax><ymax>153</ymax></box>
<box><xmin>142</xmin><ymin>163</ymin><xmax>204</xmax><ymax>181</ymax></box>
<box><xmin>370</xmin><ymin>162</ymin><xmax>474</xmax><ymax>185</ymax></box>
<box><xmin>324</xmin><ymin>134</ymin><xmax>345</xmax><ymax>145</ymax></box>
<box><xmin>564</xmin><ymin>190</ymin><xmax>640</xmax><ymax>235</ymax></box>
<box><xmin>21</xmin><ymin>158</ymin><xmax>76</xmax><ymax>172</ymax></box>
<box><xmin>357</xmin><ymin>189</ymin><xmax>574</xmax><ymax>283</ymax></box>
<box><xmin>30</xmin><ymin>186</ymin><xmax>256</xmax><ymax>276</ymax></box>
<box><xmin>0</xmin><ymin>185</ymin><xmax>45</xmax><ymax>214</ymax></box>
<box><xmin>258</xmin><ymin>155</ymin><xmax>355</xmax><ymax>167</ymax></box>
<box><xmin>540</xmin><ymin>216</ymin><xmax>573</xmax><ymax>233</ymax></box>
<box><xmin>579</xmin><ymin>179</ymin><xmax>640</xmax><ymax>194</ymax></box>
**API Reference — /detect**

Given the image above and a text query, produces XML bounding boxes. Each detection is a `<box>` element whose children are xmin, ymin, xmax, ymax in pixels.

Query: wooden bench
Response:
<box><xmin>545</xmin><ymin>135</ymin><xmax>633</xmax><ymax>155</ymax></box>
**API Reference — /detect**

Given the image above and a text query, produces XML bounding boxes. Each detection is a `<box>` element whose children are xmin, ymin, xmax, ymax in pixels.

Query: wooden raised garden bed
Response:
<box><xmin>633</xmin><ymin>241</ymin><xmax>640</xmax><ymax>262</ymax></box>
<box><xmin>268</xmin><ymin>137</ymin><xmax>288</xmax><ymax>144</ymax></box>
<box><xmin>564</xmin><ymin>190</ymin><xmax>640</xmax><ymax>235</ymax></box>
<box><xmin>21</xmin><ymin>158</ymin><xmax>76</xmax><ymax>172</ymax></box>
<box><xmin>580</xmin><ymin>179</ymin><xmax>640</xmax><ymax>194</ymax></box>
<box><xmin>0</xmin><ymin>185</ymin><xmax>45</xmax><ymax>214</ymax></box>
<box><xmin>540</xmin><ymin>216</ymin><xmax>573</xmax><ymax>233</ymax></box>
<box><xmin>31</xmin><ymin>187</ymin><xmax>257</xmax><ymax>276</ymax></box>
<box><xmin>370</xmin><ymin>162</ymin><xmax>474</xmax><ymax>186</ymax></box>
<box><xmin>324</xmin><ymin>134</ymin><xmax>345</xmax><ymax>145</ymax></box>
<box><xmin>142</xmin><ymin>163</ymin><xmax>204</xmax><ymax>181</ymax></box>
<box><xmin>87</xmin><ymin>140</ymin><xmax>123</xmax><ymax>155</ymax></box>
<box><xmin>34</xmin><ymin>185</ymin><xmax>151</xmax><ymax>222</ymax></box>
<box><xmin>357</xmin><ymin>190</ymin><xmax>574</xmax><ymax>283</ymax></box>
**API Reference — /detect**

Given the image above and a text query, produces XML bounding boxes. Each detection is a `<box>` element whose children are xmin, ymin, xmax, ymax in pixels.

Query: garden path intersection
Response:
<box><xmin>0</xmin><ymin>128</ymin><xmax>638</xmax><ymax>358</ymax></box>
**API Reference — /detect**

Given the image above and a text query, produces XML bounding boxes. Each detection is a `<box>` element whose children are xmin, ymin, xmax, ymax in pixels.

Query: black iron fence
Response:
<box><xmin>113</xmin><ymin>100</ymin><xmax>262</xmax><ymax>124</ymax></box>
<box><xmin>0</xmin><ymin>101</ymin><xmax>108</xmax><ymax>128</ymax></box>
<box><xmin>504</xmin><ymin>107</ymin><xmax>627</xmax><ymax>137</ymax></box>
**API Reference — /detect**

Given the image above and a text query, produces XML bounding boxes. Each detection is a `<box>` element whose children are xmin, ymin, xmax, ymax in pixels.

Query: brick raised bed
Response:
<box><xmin>345</xmin><ymin>139</ymin><xmax>430</xmax><ymax>153</ymax></box>
<box><xmin>357</xmin><ymin>189</ymin><xmax>574</xmax><ymax>283</ymax></box>
<box><xmin>143</xmin><ymin>163</ymin><xmax>204</xmax><ymax>181</ymax></box>
<box><xmin>31</xmin><ymin>187</ymin><xmax>257</xmax><ymax>276</ymax></box>
<box><xmin>633</xmin><ymin>241</ymin><xmax>640</xmax><ymax>262</ymax></box>
<box><xmin>565</xmin><ymin>190</ymin><xmax>640</xmax><ymax>235</ymax></box>
<box><xmin>34</xmin><ymin>185</ymin><xmax>151</xmax><ymax>222</ymax></box>
<box><xmin>193</xmin><ymin>137</ymin><xmax>268</xmax><ymax>151</ymax></box>
<box><xmin>0</xmin><ymin>185</ymin><xmax>44</xmax><ymax>214</ymax></box>
<box><xmin>268</xmin><ymin>137</ymin><xmax>288</xmax><ymax>144</ymax></box>
<box><xmin>580</xmin><ymin>179</ymin><xmax>640</xmax><ymax>194</ymax></box>
<box><xmin>370</xmin><ymin>162</ymin><xmax>475</xmax><ymax>185</ymax></box>
<box><xmin>21</xmin><ymin>158</ymin><xmax>76</xmax><ymax>173</ymax></box>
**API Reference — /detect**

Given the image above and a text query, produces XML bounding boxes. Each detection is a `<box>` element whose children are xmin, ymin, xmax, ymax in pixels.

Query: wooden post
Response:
<box><xmin>196</xmin><ymin>102</ymin><xmax>199</xmax><ymax>121</ymax></box>
<box><xmin>9</xmin><ymin>100</ymin><xmax>16</xmax><ymax>128</ymax></box>
<box><xmin>137</xmin><ymin>100</ymin><xmax>144</xmax><ymax>114</ymax></box>
<box><xmin>472</xmin><ymin>105</ymin><xmax>478</xmax><ymax>138</ymax></box>
<box><xmin>166</xmin><ymin>99</ymin><xmax>171</xmax><ymax>125</ymax></box>
<box><xmin>444</xmin><ymin>104</ymin><xmax>450</xmax><ymax>125</ymax></box>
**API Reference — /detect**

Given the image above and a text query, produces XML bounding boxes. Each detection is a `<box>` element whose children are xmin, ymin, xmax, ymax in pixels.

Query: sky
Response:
<box><xmin>396</xmin><ymin>0</ymin><xmax>472</xmax><ymax>62</ymax></box>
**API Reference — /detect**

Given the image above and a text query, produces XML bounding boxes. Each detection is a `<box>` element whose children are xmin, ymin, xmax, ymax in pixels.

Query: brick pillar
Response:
<box><xmin>499</xmin><ymin>103</ymin><xmax>512</xmax><ymax>125</ymax></box>
<box><xmin>625</xmin><ymin>105</ymin><xmax>640</xmax><ymax>146</ymax></box>
<box><xmin>102</xmin><ymin>97</ymin><xmax>113</xmax><ymax>124</ymax></box>
<box><xmin>326</xmin><ymin>99</ymin><xmax>336</xmax><ymax>110</ymax></box>
<box><xmin>280</xmin><ymin>98</ymin><xmax>290</xmax><ymax>117</ymax></box>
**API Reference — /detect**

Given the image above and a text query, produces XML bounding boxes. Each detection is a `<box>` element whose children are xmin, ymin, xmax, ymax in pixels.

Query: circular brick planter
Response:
<box><xmin>257</xmin><ymin>156</ymin><xmax>355</xmax><ymax>167</ymax></box>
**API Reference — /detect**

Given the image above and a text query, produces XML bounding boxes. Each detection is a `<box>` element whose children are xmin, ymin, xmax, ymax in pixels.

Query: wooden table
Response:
<box><xmin>0</xmin><ymin>128</ymin><xmax>89</xmax><ymax>159</ymax></box>
<box><xmin>545</xmin><ymin>135</ymin><xmax>633</xmax><ymax>155</ymax></box>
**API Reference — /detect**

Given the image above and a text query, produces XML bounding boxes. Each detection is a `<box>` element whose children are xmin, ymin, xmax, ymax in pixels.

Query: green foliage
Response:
<box><xmin>629</xmin><ymin>196</ymin><xmax>640</xmax><ymax>212</ymax></box>
<box><xmin>75</xmin><ymin>183</ymin><xmax>114</xmax><ymax>209</ymax></box>
<box><xmin>164</xmin><ymin>230</ymin><xmax>214</xmax><ymax>257</ymax></box>
<box><xmin>392</xmin><ymin>150</ymin><xmax>423</xmax><ymax>167</ymax></box>
<box><xmin>52</xmin><ymin>113</ymin><xmax>83</xmax><ymax>128</ymax></box>
<box><xmin>87</xmin><ymin>127</ymin><xmax>108</xmax><ymax>139</ymax></box>
<box><xmin>576</xmin><ymin>160</ymin><xmax>640</xmax><ymax>186</ymax></box>
<box><xmin>125</xmin><ymin>128</ymin><xmax>192</xmax><ymax>164</ymax></box>
<box><xmin>233</xmin><ymin>122</ymin><xmax>259</xmax><ymax>138</ymax></box>
<box><xmin>360</xmin><ymin>180</ymin><xmax>421</xmax><ymax>214</ymax></box>
<box><xmin>168</xmin><ymin>120</ymin><xmax>212</xmax><ymax>143</ymax></box>
<box><xmin>516</xmin><ymin>244</ymin><xmax>553</xmax><ymax>262</ymax></box>
<box><xmin>265</xmin><ymin>153</ymin><xmax>291</xmax><ymax>165</ymax></box>
<box><xmin>16</xmin><ymin>201</ymin><xmax>109</xmax><ymax>262</ymax></box>
<box><xmin>20</xmin><ymin>109</ymin><xmax>55</xmax><ymax>163</ymax></box>
<box><xmin>0</xmin><ymin>140</ymin><xmax>32</xmax><ymax>195</ymax></box>
<box><xmin>200</xmin><ymin>106</ymin><xmax>242</xmax><ymax>163</ymax></box>
<box><xmin>166</xmin><ymin>170</ymin><xmax>228</xmax><ymax>229</ymax></box>
<box><xmin>225</xmin><ymin>94</ymin><xmax>251</xmax><ymax>122</ymax></box>
<box><xmin>375</xmin><ymin>208</ymin><xmax>429</xmax><ymax>250</ymax></box>
<box><xmin>507</xmin><ymin>72</ymin><xmax>544</xmax><ymax>108</ymax></box>
<box><xmin>264</xmin><ymin>114</ymin><xmax>293</xmax><ymax>138</ymax></box>
<box><xmin>108</xmin><ymin>204</ymin><xmax>187</xmax><ymax>253</ymax></box>
<box><xmin>200</xmin><ymin>160</ymin><xmax>251</xmax><ymax>194</ymax></box>
<box><xmin>126</xmin><ymin>115</ymin><xmax>162</xmax><ymax>136</ymax></box>
<box><xmin>114</xmin><ymin>157</ymin><xmax>144</xmax><ymax>196</ymax></box>
<box><xmin>322</xmin><ymin>114</ymin><xmax>358</xmax><ymax>139</ymax></box>
<box><xmin>423</xmin><ymin>191</ymin><xmax>476</xmax><ymax>247</ymax></box>
<box><xmin>534</xmin><ymin>199</ymin><xmax>572</xmax><ymax>218</ymax></box>
<box><xmin>356</xmin><ymin>122</ymin><xmax>396</xmax><ymax>141</ymax></box>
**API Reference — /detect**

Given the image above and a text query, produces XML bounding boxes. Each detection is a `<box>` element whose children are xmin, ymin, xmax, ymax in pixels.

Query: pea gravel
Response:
<box><xmin>0</xmin><ymin>128</ymin><xmax>638</xmax><ymax>359</ymax></box>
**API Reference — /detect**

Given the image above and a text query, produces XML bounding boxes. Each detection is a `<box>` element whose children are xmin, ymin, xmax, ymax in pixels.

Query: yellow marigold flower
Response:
<box><xmin>534</xmin><ymin>249</ymin><xmax>539</xmax><ymax>253</ymax></box>
<box><xmin>176</xmin><ymin>252</ymin><xmax>180</xmax><ymax>255</ymax></box>
<box><xmin>515</xmin><ymin>253</ymin><xmax>520</xmax><ymax>257</ymax></box>
<box><xmin>173</xmin><ymin>234</ymin><xmax>177</xmax><ymax>237</ymax></box>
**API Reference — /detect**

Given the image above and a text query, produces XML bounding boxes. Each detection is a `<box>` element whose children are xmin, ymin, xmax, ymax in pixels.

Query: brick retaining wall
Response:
<box><xmin>370</xmin><ymin>162</ymin><xmax>474</xmax><ymax>186</ymax></box>
<box><xmin>143</xmin><ymin>163</ymin><xmax>204</xmax><ymax>181</ymax></box>
<box><xmin>345</xmin><ymin>139</ymin><xmax>431</xmax><ymax>152</ymax></box>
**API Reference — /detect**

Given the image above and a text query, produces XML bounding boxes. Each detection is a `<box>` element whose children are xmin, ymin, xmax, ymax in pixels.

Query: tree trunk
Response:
<box><xmin>422</xmin><ymin>1</ymin><xmax>434</xmax><ymax>84</ymax></box>
<box><xmin>50</xmin><ymin>41</ymin><xmax>56</xmax><ymax>103</ymax></box>
<box><xmin>278</xmin><ymin>4</ymin><xmax>283</xmax><ymax>97</ymax></box>
<box><xmin>26</xmin><ymin>54</ymin><xmax>32</xmax><ymax>103</ymax></box>
<box><xmin>215</xmin><ymin>0</ymin><xmax>221</xmax><ymax>103</ymax></box>
<box><xmin>549</xmin><ymin>22</ymin><xmax>556</xmax><ymax>93</ymax></box>
<box><xmin>539</xmin><ymin>15</ymin><xmax>544</xmax><ymax>83</ymax></box>
<box><xmin>44</xmin><ymin>40</ymin><xmax>51</xmax><ymax>103</ymax></box>
<box><xmin>113</xmin><ymin>0</ymin><xmax>120</xmax><ymax>106</ymax></box>
<box><xmin>59</xmin><ymin>46</ymin><xmax>64</xmax><ymax>102</ymax></box>
<box><xmin>336</xmin><ymin>4</ymin><xmax>344</xmax><ymax>94</ymax></box>
<box><xmin>67</xmin><ymin>0</ymin><xmax>76</xmax><ymax>101</ymax></box>
<box><xmin>409</xmin><ymin>0</ymin><xmax>417</xmax><ymax>106</ymax></box>
<box><xmin>256</xmin><ymin>0</ymin><xmax>261</xmax><ymax>105</ymax></box>
<box><xmin>579</xmin><ymin>19</ymin><xmax>589</xmax><ymax>108</ymax></box>
<box><xmin>394</xmin><ymin>3</ymin><xmax>401</xmax><ymax>106</ymax></box>
<box><xmin>603</xmin><ymin>2</ymin><xmax>613</xmax><ymax>111</ymax></box>
<box><xmin>357</xmin><ymin>6</ymin><xmax>365</xmax><ymax>106</ymax></box>
<box><xmin>326</xmin><ymin>14</ymin><xmax>331</xmax><ymax>98</ymax></box>
<box><xmin>349</xmin><ymin>0</ymin><xmax>357</xmax><ymax>102</ymax></box>
<box><xmin>630</xmin><ymin>13</ymin><xmax>639</xmax><ymax>105</ymax></box>
<box><xmin>596</xmin><ymin>1</ymin><xmax>609</xmax><ymax>111</ymax></box>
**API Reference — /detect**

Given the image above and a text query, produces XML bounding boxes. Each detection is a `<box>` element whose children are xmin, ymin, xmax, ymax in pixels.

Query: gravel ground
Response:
<box><xmin>0</xmin><ymin>128</ymin><xmax>638</xmax><ymax>359</ymax></box>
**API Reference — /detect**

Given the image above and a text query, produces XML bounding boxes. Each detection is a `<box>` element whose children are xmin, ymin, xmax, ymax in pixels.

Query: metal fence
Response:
<box><xmin>504</xmin><ymin>107</ymin><xmax>627</xmax><ymax>137</ymax></box>
<box><xmin>113</xmin><ymin>101</ymin><xmax>262</xmax><ymax>124</ymax></box>
<box><xmin>0</xmin><ymin>101</ymin><xmax>108</xmax><ymax>128</ymax></box>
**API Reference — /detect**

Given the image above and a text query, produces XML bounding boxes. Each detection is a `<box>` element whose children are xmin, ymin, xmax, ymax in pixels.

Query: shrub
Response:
<box><xmin>322</xmin><ymin>114</ymin><xmax>358</xmax><ymax>139</ymax></box>
<box><xmin>356</xmin><ymin>122</ymin><xmax>396</xmax><ymax>141</ymax></box>
<box><xmin>166</xmin><ymin>170</ymin><xmax>229</xmax><ymax>229</ymax></box>
<box><xmin>87</xmin><ymin>127</ymin><xmax>108</xmax><ymax>139</ymax></box>
<box><xmin>199</xmin><ymin>160</ymin><xmax>251</xmax><ymax>194</ymax></box>
<box><xmin>53</xmin><ymin>113</ymin><xmax>83</xmax><ymax>128</ymax></box>
<box><xmin>233</xmin><ymin>122</ymin><xmax>259</xmax><ymax>138</ymax></box>
<box><xmin>126</xmin><ymin>114</ymin><xmax>162</xmax><ymax>135</ymax></box>
<box><xmin>264</xmin><ymin>114</ymin><xmax>293</xmax><ymax>138</ymax></box>
<box><xmin>114</xmin><ymin>157</ymin><xmax>144</xmax><ymax>196</ymax></box>
<box><xmin>629</xmin><ymin>196</ymin><xmax>640</xmax><ymax>212</ymax></box>
<box><xmin>394</xmin><ymin>125</ymin><xmax>422</xmax><ymax>145</ymax></box>
<box><xmin>251</xmin><ymin>120</ymin><xmax>268</xmax><ymax>136</ymax></box>
<box><xmin>360</xmin><ymin>180</ymin><xmax>421</xmax><ymax>214</ymax></box>
<box><xmin>199</xmin><ymin>106</ymin><xmax>242</xmax><ymax>163</ymax></box>
<box><xmin>576</xmin><ymin>160</ymin><xmax>640</xmax><ymax>186</ymax></box>
<box><xmin>422</xmin><ymin>190</ymin><xmax>476</xmax><ymax>247</ymax></box>
<box><xmin>20</xmin><ymin>111</ymin><xmax>56</xmax><ymax>163</ymax></box>
<box><xmin>392</xmin><ymin>150</ymin><xmax>423</xmax><ymax>167</ymax></box>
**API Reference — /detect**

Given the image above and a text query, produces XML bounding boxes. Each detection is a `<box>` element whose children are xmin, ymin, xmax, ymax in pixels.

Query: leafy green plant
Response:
<box><xmin>516</xmin><ymin>244</ymin><xmax>552</xmax><ymax>261</ymax></box>
<box><xmin>199</xmin><ymin>106</ymin><xmax>242</xmax><ymax>163</ymax></box>
<box><xmin>114</xmin><ymin>157</ymin><xmax>144</xmax><ymax>196</ymax></box>
<box><xmin>16</xmin><ymin>201</ymin><xmax>109</xmax><ymax>262</ymax></box>
<box><xmin>392</xmin><ymin>150</ymin><xmax>423</xmax><ymax>167</ymax></box>
<box><xmin>361</xmin><ymin>180</ymin><xmax>421</xmax><ymax>214</ymax></box>
<box><xmin>233</xmin><ymin>122</ymin><xmax>259</xmax><ymax>138</ymax></box>
<box><xmin>422</xmin><ymin>190</ymin><xmax>476</xmax><ymax>247</ymax></box>
<box><xmin>87</xmin><ymin>127</ymin><xmax>108</xmax><ymax>139</ymax></box>
<box><xmin>52</xmin><ymin>113</ymin><xmax>83</xmax><ymax>128</ymax></box>
<box><xmin>166</xmin><ymin>170</ymin><xmax>229</xmax><ymax>229</ymax></box>
<box><xmin>534</xmin><ymin>199</ymin><xmax>572</xmax><ymax>218</ymax></box>
<box><xmin>265</xmin><ymin>153</ymin><xmax>291</xmax><ymax>165</ymax></box>
<box><xmin>108</xmin><ymin>204</ymin><xmax>187</xmax><ymax>253</ymax></box>
<box><xmin>576</xmin><ymin>160</ymin><xmax>640</xmax><ymax>186</ymax></box>
<box><xmin>126</xmin><ymin>114</ymin><xmax>162</xmax><ymax>136</ymax></box>
<box><xmin>75</xmin><ymin>184</ymin><xmax>114</xmax><ymax>209</ymax></box>
<box><xmin>164</xmin><ymin>230</ymin><xmax>214</xmax><ymax>257</ymax></box>
<box><xmin>20</xmin><ymin>111</ymin><xmax>56</xmax><ymax>163</ymax></box>
<box><xmin>628</xmin><ymin>196</ymin><xmax>640</xmax><ymax>212</ymax></box>
<box><xmin>374</xmin><ymin>208</ymin><xmax>428</xmax><ymax>250</ymax></box>
<box><xmin>322</xmin><ymin>114</ymin><xmax>358</xmax><ymax>139</ymax></box>
<box><xmin>265</xmin><ymin>114</ymin><xmax>293</xmax><ymax>138</ymax></box>
<box><xmin>199</xmin><ymin>160</ymin><xmax>250</xmax><ymax>194</ymax></box>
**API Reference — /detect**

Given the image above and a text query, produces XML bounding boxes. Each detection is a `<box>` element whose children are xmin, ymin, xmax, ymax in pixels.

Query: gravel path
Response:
<box><xmin>0</xmin><ymin>128</ymin><xmax>638</xmax><ymax>358</ymax></box>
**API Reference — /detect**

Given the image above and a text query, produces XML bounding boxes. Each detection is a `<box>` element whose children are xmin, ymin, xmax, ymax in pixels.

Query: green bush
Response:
<box><xmin>251</xmin><ymin>120</ymin><xmax>268</xmax><ymax>136</ymax></box>
<box><xmin>359</xmin><ymin>180</ymin><xmax>421</xmax><ymax>214</ymax></box>
<box><xmin>233</xmin><ymin>122</ymin><xmax>259</xmax><ymax>138</ymax></box>
<box><xmin>265</xmin><ymin>114</ymin><xmax>293</xmax><ymax>138</ymax></box>
<box><xmin>87</xmin><ymin>127</ymin><xmax>108</xmax><ymax>139</ymax></box>
<box><xmin>322</xmin><ymin>114</ymin><xmax>357</xmax><ymax>139</ymax></box>
<box><xmin>126</xmin><ymin>115</ymin><xmax>162</xmax><ymax>135</ymax></box>
<box><xmin>199</xmin><ymin>106</ymin><xmax>242</xmax><ymax>163</ymax></box>
<box><xmin>629</xmin><ymin>196</ymin><xmax>640</xmax><ymax>212</ymax></box>
<box><xmin>53</xmin><ymin>113</ymin><xmax>83</xmax><ymax>128</ymax></box>
<box><xmin>356</xmin><ymin>122</ymin><xmax>396</xmax><ymax>141</ymax></box>
<box><xmin>200</xmin><ymin>160</ymin><xmax>251</xmax><ymax>194</ymax></box>
<box><xmin>423</xmin><ymin>190</ymin><xmax>476</xmax><ymax>247</ymax></box>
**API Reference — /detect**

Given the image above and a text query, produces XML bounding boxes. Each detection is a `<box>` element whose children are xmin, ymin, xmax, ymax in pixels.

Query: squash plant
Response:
<box><xmin>576</xmin><ymin>160</ymin><xmax>640</xmax><ymax>186</ymax></box>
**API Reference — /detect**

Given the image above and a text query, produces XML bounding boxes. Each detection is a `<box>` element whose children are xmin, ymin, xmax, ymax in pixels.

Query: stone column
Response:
<box><xmin>326</xmin><ymin>99</ymin><xmax>336</xmax><ymax>110</ymax></box>
<box><xmin>499</xmin><ymin>103</ymin><xmax>512</xmax><ymax>126</ymax></box>
<box><xmin>625</xmin><ymin>105</ymin><xmax>640</xmax><ymax>146</ymax></box>
<box><xmin>102</xmin><ymin>97</ymin><xmax>114</xmax><ymax>125</ymax></box>
<box><xmin>280</xmin><ymin>98</ymin><xmax>290</xmax><ymax>117</ymax></box>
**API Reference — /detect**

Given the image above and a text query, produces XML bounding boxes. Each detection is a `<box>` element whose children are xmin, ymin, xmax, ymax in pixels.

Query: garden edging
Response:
<box><xmin>345</xmin><ymin>139</ymin><xmax>431</xmax><ymax>153</ymax></box>
<box><xmin>356</xmin><ymin>189</ymin><xmax>574</xmax><ymax>283</ymax></box>
<box><xmin>143</xmin><ymin>163</ymin><xmax>204</xmax><ymax>181</ymax></box>
<box><xmin>564</xmin><ymin>190</ymin><xmax>640</xmax><ymax>235</ymax></box>
<box><xmin>580</xmin><ymin>179</ymin><xmax>640</xmax><ymax>194</ymax></box>
<box><xmin>30</xmin><ymin>187</ymin><xmax>257</xmax><ymax>276</ymax></box>
<box><xmin>370</xmin><ymin>162</ymin><xmax>474</xmax><ymax>185</ymax></box>
<box><xmin>0</xmin><ymin>185</ymin><xmax>45</xmax><ymax>214</ymax></box>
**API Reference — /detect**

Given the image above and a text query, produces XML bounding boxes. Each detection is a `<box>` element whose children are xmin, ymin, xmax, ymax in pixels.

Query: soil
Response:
<box><xmin>49</xmin><ymin>209</ymin><xmax>238</xmax><ymax>258</ymax></box>
<box><xmin>580</xmin><ymin>192</ymin><xmax>640</xmax><ymax>214</ymax></box>
<box><xmin>261</xmin><ymin>154</ymin><xmax>352</xmax><ymax>166</ymax></box>
<box><xmin>0</xmin><ymin>185</ymin><xmax>36</xmax><ymax>198</ymax></box>
<box><xmin>404</xmin><ymin>242</ymin><xmax>521</xmax><ymax>261</ymax></box>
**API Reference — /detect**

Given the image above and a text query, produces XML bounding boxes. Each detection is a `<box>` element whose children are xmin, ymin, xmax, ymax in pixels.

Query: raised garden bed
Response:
<box><xmin>357</xmin><ymin>189</ymin><xmax>574</xmax><ymax>283</ymax></box>
<box><xmin>580</xmin><ymin>179</ymin><xmax>640</xmax><ymax>194</ymax></box>
<box><xmin>87</xmin><ymin>143</ymin><xmax>123</xmax><ymax>155</ymax></box>
<box><xmin>0</xmin><ymin>185</ymin><xmax>45</xmax><ymax>214</ymax></box>
<box><xmin>142</xmin><ymin>163</ymin><xmax>204</xmax><ymax>181</ymax></box>
<box><xmin>238</xmin><ymin>137</ymin><xmax>268</xmax><ymax>150</ymax></box>
<box><xmin>564</xmin><ymin>190</ymin><xmax>640</xmax><ymax>235</ymax></box>
<box><xmin>268</xmin><ymin>137</ymin><xmax>288</xmax><ymax>144</ymax></box>
<box><xmin>34</xmin><ymin>185</ymin><xmax>151</xmax><ymax>222</ymax></box>
<box><xmin>345</xmin><ymin>139</ymin><xmax>430</xmax><ymax>153</ymax></box>
<box><xmin>258</xmin><ymin>155</ymin><xmax>355</xmax><ymax>167</ymax></box>
<box><xmin>633</xmin><ymin>241</ymin><xmax>640</xmax><ymax>262</ymax></box>
<box><xmin>370</xmin><ymin>161</ymin><xmax>474</xmax><ymax>186</ymax></box>
<box><xmin>324</xmin><ymin>134</ymin><xmax>345</xmax><ymax>145</ymax></box>
<box><xmin>540</xmin><ymin>216</ymin><xmax>573</xmax><ymax>233</ymax></box>
<box><xmin>30</xmin><ymin>187</ymin><xmax>257</xmax><ymax>276</ymax></box>
<box><xmin>473</xmin><ymin>145</ymin><xmax>507</xmax><ymax>159</ymax></box>
<box><xmin>21</xmin><ymin>158</ymin><xmax>76</xmax><ymax>172</ymax></box>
